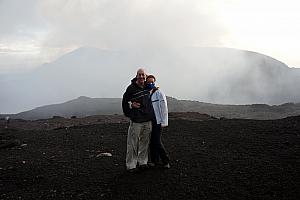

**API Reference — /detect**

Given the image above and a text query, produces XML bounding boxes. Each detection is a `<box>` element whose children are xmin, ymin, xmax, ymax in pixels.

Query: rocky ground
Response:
<box><xmin>0</xmin><ymin>114</ymin><xmax>300</xmax><ymax>199</ymax></box>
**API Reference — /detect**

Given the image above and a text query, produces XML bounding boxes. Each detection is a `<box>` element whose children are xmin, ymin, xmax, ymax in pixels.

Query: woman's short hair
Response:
<box><xmin>146</xmin><ymin>75</ymin><xmax>156</xmax><ymax>81</ymax></box>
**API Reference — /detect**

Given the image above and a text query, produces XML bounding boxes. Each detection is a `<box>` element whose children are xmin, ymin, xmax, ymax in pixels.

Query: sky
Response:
<box><xmin>1</xmin><ymin>0</ymin><xmax>300</xmax><ymax>74</ymax></box>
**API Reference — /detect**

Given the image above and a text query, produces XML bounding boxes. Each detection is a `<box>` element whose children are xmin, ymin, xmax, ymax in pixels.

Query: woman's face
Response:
<box><xmin>146</xmin><ymin>77</ymin><xmax>155</xmax><ymax>84</ymax></box>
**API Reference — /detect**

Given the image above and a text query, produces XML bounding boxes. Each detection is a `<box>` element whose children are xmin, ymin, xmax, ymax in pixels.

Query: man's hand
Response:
<box><xmin>131</xmin><ymin>102</ymin><xmax>141</xmax><ymax>108</ymax></box>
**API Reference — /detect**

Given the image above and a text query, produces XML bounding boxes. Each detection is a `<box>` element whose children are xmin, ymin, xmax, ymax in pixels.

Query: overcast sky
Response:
<box><xmin>1</xmin><ymin>0</ymin><xmax>300</xmax><ymax>73</ymax></box>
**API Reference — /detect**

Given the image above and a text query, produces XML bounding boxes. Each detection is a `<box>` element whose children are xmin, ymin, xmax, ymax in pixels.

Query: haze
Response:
<box><xmin>1</xmin><ymin>0</ymin><xmax>300</xmax><ymax>113</ymax></box>
<box><xmin>1</xmin><ymin>0</ymin><xmax>300</xmax><ymax>71</ymax></box>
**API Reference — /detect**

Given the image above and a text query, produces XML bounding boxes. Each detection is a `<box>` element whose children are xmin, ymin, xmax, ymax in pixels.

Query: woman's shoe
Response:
<box><xmin>148</xmin><ymin>162</ymin><xmax>156</xmax><ymax>167</ymax></box>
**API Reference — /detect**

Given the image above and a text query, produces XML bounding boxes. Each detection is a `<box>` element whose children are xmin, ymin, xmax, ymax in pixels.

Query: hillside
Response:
<box><xmin>1</xmin><ymin>114</ymin><xmax>299</xmax><ymax>199</ymax></box>
<box><xmin>4</xmin><ymin>96</ymin><xmax>300</xmax><ymax>120</ymax></box>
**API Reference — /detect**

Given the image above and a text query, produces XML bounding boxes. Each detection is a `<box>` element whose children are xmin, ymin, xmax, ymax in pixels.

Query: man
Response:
<box><xmin>122</xmin><ymin>68</ymin><xmax>154</xmax><ymax>172</ymax></box>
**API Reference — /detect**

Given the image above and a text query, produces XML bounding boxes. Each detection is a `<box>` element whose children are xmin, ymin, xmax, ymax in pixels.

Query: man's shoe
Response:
<box><xmin>163</xmin><ymin>163</ymin><xmax>170</xmax><ymax>169</ymax></box>
<box><xmin>138</xmin><ymin>164</ymin><xmax>149</xmax><ymax>170</ymax></box>
<box><xmin>127</xmin><ymin>168</ymin><xmax>138</xmax><ymax>173</ymax></box>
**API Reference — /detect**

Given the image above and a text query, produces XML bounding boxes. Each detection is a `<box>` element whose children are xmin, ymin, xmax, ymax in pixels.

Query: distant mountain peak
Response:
<box><xmin>67</xmin><ymin>46</ymin><xmax>118</xmax><ymax>56</ymax></box>
<box><xmin>77</xmin><ymin>96</ymin><xmax>92</xmax><ymax>100</ymax></box>
<box><xmin>2</xmin><ymin>46</ymin><xmax>300</xmax><ymax>113</ymax></box>
<box><xmin>52</xmin><ymin>46</ymin><xmax>117</xmax><ymax>64</ymax></box>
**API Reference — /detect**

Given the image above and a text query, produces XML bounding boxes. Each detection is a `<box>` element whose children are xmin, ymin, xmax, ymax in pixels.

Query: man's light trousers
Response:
<box><xmin>126</xmin><ymin>120</ymin><xmax>152</xmax><ymax>170</ymax></box>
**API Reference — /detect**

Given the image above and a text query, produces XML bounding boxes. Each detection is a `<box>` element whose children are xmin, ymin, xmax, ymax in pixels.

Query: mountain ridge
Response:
<box><xmin>3</xmin><ymin>96</ymin><xmax>300</xmax><ymax>120</ymax></box>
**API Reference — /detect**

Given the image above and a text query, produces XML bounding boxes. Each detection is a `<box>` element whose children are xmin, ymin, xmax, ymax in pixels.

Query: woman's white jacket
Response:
<box><xmin>151</xmin><ymin>88</ymin><xmax>168</xmax><ymax>127</ymax></box>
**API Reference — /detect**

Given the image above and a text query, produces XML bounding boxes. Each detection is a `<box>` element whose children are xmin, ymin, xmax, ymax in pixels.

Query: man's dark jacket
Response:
<box><xmin>122</xmin><ymin>78</ymin><xmax>154</xmax><ymax>123</ymax></box>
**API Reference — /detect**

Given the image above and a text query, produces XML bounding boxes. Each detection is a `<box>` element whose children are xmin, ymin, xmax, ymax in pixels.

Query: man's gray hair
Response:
<box><xmin>136</xmin><ymin>68</ymin><xmax>146</xmax><ymax>75</ymax></box>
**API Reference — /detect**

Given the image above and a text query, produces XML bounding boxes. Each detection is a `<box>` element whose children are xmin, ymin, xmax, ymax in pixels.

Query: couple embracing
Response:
<box><xmin>122</xmin><ymin>68</ymin><xmax>170</xmax><ymax>172</ymax></box>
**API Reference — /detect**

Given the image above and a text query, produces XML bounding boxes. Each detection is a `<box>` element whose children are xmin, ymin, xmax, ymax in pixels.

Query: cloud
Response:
<box><xmin>2</xmin><ymin>0</ymin><xmax>300</xmax><ymax>69</ymax></box>
<box><xmin>0</xmin><ymin>0</ymin><xmax>229</xmax><ymax>72</ymax></box>
<box><xmin>0</xmin><ymin>0</ymin><xmax>45</xmax><ymax>36</ymax></box>
<box><xmin>3</xmin><ymin>0</ymin><xmax>227</xmax><ymax>49</ymax></box>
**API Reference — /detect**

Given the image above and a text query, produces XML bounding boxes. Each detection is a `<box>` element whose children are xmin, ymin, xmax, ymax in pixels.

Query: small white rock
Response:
<box><xmin>96</xmin><ymin>153</ymin><xmax>112</xmax><ymax>157</ymax></box>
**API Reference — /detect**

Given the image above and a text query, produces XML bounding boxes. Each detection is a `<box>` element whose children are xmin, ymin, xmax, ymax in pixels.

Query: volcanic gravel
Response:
<box><xmin>0</xmin><ymin>116</ymin><xmax>300</xmax><ymax>199</ymax></box>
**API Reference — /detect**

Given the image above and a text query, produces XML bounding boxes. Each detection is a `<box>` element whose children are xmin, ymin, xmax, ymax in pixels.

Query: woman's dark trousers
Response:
<box><xmin>150</xmin><ymin>121</ymin><xmax>170</xmax><ymax>164</ymax></box>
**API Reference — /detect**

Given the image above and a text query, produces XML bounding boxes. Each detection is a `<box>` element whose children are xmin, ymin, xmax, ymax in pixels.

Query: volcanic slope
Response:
<box><xmin>0</xmin><ymin>115</ymin><xmax>299</xmax><ymax>199</ymax></box>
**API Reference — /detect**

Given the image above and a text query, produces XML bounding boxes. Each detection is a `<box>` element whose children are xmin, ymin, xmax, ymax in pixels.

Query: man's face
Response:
<box><xmin>136</xmin><ymin>70</ymin><xmax>146</xmax><ymax>84</ymax></box>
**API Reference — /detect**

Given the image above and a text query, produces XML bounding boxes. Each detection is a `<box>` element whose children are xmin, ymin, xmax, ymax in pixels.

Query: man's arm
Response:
<box><xmin>122</xmin><ymin>87</ymin><xmax>133</xmax><ymax>118</ymax></box>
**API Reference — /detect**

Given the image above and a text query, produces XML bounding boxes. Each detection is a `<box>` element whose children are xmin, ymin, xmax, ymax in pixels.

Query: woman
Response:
<box><xmin>146</xmin><ymin>75</ymin><xmax>170</xmax><ymax>169</ymax></box>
